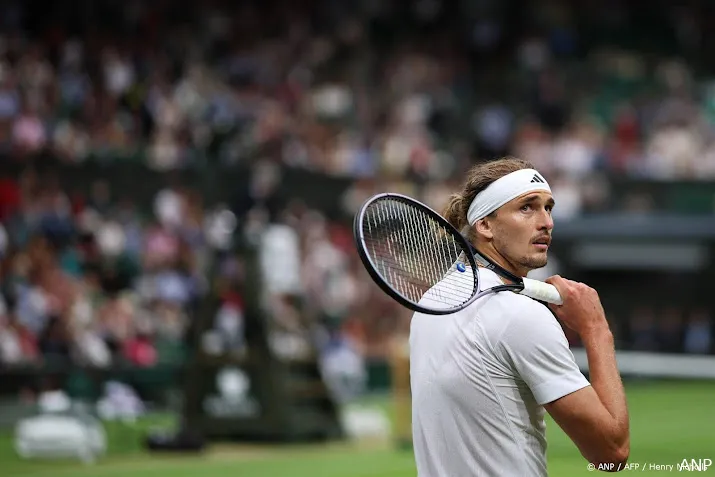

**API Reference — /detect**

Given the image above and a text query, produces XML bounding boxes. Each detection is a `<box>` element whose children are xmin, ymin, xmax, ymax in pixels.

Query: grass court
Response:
<box><xmin>2</xmin><ymin>380</ymin><xmax>713</xmax><ymax>477</ymax></box>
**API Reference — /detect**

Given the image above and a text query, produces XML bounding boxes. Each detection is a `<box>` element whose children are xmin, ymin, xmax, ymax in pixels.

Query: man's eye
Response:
<box><xmin>521</xmin><ymin>204</ymin><xmax>531</xmax><ymax>212</ymax></box>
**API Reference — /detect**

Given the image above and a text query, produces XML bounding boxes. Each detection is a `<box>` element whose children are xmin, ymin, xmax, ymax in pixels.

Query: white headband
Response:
<box><xmin>466</xmin><ymin>168</ymin><xmax>551</xmax><ymax>225</ymax></box>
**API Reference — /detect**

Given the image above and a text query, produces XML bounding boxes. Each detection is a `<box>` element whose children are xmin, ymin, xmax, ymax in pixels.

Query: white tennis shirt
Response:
<box><xmin>409</xmin><ymin>267</ymin><xmax>590</xmax><ymax>477</ymax></box>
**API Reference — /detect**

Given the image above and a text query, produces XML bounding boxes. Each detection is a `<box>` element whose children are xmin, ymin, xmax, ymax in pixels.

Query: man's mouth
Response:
<box><xmin>532</xmin><ymin>237</ymin><xmax>551</xmax><ymax>249</ymax></box>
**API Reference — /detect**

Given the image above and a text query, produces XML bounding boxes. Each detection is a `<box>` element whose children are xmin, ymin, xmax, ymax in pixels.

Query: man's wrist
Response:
<box><xmin>580</xmin><ymin>322</ymin><xmax>614</xmax><ymax>345</ymax></box>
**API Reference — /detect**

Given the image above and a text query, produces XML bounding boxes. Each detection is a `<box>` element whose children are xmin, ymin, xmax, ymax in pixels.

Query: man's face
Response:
<box><xmin>485</xmin><ymin>191</ymin><xmax>555</xmax><ymax>274</ymax></box>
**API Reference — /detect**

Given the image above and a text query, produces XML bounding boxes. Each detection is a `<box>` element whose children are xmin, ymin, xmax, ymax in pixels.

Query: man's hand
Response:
<box><xmin>545</xmin><ymin>275</ymin><xmax>608</xmax><ymax>337</ymax></box>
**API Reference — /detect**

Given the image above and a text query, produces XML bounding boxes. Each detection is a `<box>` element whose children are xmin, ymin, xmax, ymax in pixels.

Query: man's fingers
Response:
<box><xmin>546</xmin><ymin>275</ymin><xmax>571</xmax><ymax>300</ymax></box>
<box><xmin>545</xmin><ymin>275</ymin><xmax>562</xmax><ymax>285</ymax></box>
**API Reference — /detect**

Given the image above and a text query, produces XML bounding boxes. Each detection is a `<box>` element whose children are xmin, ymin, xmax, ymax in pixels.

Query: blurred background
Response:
<box><xmin>0</xmin><ymin>0</ymin><xmax>713</xmax><ymax>476</ymax></box>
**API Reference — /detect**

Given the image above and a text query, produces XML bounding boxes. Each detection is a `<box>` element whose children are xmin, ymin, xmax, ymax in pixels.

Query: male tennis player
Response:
<box><xmin>409</xmin><ymin>157</ymin><xmax>629</xmax><ymax>476</ymax></box>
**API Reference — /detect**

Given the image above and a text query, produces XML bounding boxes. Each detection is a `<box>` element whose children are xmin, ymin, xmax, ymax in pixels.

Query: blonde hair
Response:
<box><xmin>442</xmin><ymin>157</ymin><xmax>535</xmax><ymax>243</ymax></box>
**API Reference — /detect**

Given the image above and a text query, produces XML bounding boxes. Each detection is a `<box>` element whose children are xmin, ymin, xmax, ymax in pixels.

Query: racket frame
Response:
<box><xmin>354</xmin><ymin>192</ymin><xmax>490</xmax><ymax>315</ymax></box>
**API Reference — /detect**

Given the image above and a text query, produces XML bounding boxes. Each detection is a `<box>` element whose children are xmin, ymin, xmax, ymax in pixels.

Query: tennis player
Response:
<box><xmin>409</xmin><ymin>157</ymin><xmax>630</xmax><ymax>476</ymax></box>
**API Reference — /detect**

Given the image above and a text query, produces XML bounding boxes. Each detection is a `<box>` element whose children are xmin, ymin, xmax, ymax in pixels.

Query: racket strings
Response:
<box><xmin>361</xmin><ymin>253</ymin><xmax>474</xmax><ymax>301</ymax></box>
<box><xmin>362</xmin><ymin>198</ymin><xmax>476</xmax><ymax>306</ymax></box>
<box><xmin>367</xmin><ymin>227</ymin><xmax>474</xmax><ymax>303</ymax></box>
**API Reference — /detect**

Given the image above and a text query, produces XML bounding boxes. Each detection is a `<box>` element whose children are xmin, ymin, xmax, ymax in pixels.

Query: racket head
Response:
<box><xmin>353</xmin><ymin>193</ymin><xmax>480</xmax><ymax>315</ymax></box>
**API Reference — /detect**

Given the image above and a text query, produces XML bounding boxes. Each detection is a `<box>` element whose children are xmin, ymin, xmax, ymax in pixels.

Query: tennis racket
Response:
<box><xmin>353</xmin><ymin>193</ymin><xmax>563</xmax><ymax>315</ymax></box>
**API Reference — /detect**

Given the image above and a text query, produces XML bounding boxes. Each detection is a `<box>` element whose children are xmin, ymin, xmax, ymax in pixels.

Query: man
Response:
<box><xmin>409</xmin><ymin>157</ymin><xmax>630</xmax><ymax>476</ymax></box>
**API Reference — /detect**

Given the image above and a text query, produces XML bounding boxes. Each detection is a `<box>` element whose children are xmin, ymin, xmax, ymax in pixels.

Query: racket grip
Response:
<box><xmin>521</xmin><ymin>278</ymin><xmax>563</xmax><ymax>305</ymax></box>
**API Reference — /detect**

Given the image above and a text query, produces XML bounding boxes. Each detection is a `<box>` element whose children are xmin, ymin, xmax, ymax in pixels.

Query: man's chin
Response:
<box><xmin>522</xmin><ymin>255</ymin><xmax>548</xmax><ymax>271</ymax></box>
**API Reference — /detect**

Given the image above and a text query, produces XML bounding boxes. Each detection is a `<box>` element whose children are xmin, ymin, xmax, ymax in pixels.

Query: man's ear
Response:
<box><xmin>475</xmin><ymin>217</ymin><xmax>493</xmax><ymax>240</ymax></box>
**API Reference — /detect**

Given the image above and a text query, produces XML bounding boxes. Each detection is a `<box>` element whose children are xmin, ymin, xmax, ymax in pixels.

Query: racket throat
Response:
<box><xmin>471</xmin><ymin>249</ymin><xmax>523</xmax><ymax>284</ymax></box>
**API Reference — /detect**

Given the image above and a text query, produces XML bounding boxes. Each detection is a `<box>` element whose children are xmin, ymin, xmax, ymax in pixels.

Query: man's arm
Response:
<box><xmin>544</xmin><ymin>325</ymin><xmax>630</xmax><ymax>468</ymax></box>
<box><xmin>544</xmin><ymin>276</ymin><xmax>630</xmax><ymax>470</ymax></box>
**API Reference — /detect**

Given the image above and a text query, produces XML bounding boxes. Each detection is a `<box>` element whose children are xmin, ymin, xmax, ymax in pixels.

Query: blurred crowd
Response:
<box><xmin>1</xmin><ymin>2</ymin><xmax>715</xmax><ymax>205</ymax></box>
<box><xmin>565</xmin><ymin>306</ymin><xmax>714</xmax><ymax>355</ymax></box>
<box><xmin>1</xmin><ymin>0</ymin><xmax>715</xmax><ymax>374</ymax></box>
<box><xmin>623</xmin><ymin>306</ymin><xmax>713</xmax><ymax>355</ymax></box>
<box><xmin>0</xmin><ymin>170</ymin><xmax>208</xmax><ymax>368</ymax></box>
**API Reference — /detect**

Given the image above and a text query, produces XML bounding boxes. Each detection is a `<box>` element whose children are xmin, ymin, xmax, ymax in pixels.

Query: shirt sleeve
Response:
<box><xmin>497</xmin><ymin>302</ymin><xmax>591</xmax><ymax>405</ymax></box>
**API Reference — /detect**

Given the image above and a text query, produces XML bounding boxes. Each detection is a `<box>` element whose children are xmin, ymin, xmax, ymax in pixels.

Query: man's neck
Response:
<box><xmin>473</xmin><ymin>244</ymin><xmax>526</xmax><ymax>282</ymax></box>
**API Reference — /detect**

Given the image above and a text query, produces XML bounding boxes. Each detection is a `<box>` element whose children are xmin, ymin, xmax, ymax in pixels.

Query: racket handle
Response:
<box><xmin>521</xmin><ymin>278</ymin><xmax>563</xmax><ymax>305</ymax></box>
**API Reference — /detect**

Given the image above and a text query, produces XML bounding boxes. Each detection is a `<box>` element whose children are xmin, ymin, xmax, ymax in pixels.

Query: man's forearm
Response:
<box><xmin>582</xmin><ymin>325</ymin><xmax>630</xmax><ymax>448</ymax></box>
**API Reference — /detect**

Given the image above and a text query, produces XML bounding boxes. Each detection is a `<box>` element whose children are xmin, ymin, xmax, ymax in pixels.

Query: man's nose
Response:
<box><xmin>538</xmin><ymin>209</ymin><xmax>554</xmax><ymax>231</ymax></box>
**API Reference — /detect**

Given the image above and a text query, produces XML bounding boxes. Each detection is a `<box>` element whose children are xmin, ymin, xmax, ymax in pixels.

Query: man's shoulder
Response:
<box><xmin>477</xmin><ymin>269</ymin><xmax>555</xmax><ymax>319</ymax></box>
<box><xmin>487</xmin><ymin>289</ymin><xmax>555</xmax><ymax>322</ymax></box>
<box><xmin>478</xmin><ymin>291</ymin><xmax>563</xmax><ymax>346</ymax></box>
